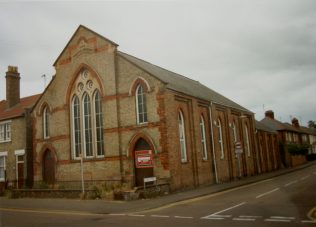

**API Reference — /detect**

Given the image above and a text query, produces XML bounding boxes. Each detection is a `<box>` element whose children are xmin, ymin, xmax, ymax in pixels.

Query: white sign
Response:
<box><xmin>144</xmin><ymin>177</ymin><xmax>156</xmax><ymax>183</ymax></box>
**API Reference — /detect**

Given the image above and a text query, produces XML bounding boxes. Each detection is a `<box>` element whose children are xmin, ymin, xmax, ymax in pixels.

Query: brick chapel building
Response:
<box><xmin>3</xmin><ymin>25</ymin><xmax>259</xmax><ymax>192</ymax></box>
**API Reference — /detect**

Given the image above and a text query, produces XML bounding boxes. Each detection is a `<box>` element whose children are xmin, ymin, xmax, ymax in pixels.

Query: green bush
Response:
<box><xmin>287</xmin><ymin>143</ymin><xmax>309</xmax><ymax>156</ymax></box>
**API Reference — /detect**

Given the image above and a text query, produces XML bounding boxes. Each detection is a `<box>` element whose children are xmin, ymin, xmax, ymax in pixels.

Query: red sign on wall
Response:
<box><xmin>135</xmin><ymin>150</ymin><xmax>154</xmax><ymax>168</ymax></box>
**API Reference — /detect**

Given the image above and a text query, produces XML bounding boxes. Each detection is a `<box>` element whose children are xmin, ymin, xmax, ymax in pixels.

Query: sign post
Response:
<box><xmin>235</xmin><ymin>142</ymin><xmax>243</xmax><ymax>178</ymax></box>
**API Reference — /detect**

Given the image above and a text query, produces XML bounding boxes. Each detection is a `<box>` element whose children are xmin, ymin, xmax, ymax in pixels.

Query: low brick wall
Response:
<box><xmin>291</xmin><ymin>155</ymin><xmax>306</xmax><ymax>167</ymax></box>
<box><xmin>10</xmin><ymin>189</ymin><xmax>96</xmax><ymax>199</ymax></box>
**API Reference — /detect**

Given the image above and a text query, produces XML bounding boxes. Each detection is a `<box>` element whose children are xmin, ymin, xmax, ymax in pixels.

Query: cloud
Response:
<box><xmin>0</xmin><ymin>0</ymin><xmax>315</xmax><ymax>125</ymax></box>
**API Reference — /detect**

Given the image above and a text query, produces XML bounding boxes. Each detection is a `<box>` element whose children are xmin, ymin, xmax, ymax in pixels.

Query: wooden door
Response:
<box><xmin>134</xmin><ymin>138</ymin><xmax>154</xmax><ymax>187</ymax></box>
<box><xmin>43</xmin><ymin>150</ymin><xmax>55</xmax><ymax>185</ymax></box>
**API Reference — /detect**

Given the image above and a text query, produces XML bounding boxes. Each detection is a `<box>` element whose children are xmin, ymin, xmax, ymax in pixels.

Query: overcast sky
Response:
<box><xmin>0</xmin><ymin>0</ymin><xmax>315</xmax><ymax>125</ymax></box>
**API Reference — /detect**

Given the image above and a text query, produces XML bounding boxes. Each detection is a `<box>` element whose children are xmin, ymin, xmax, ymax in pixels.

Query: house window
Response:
<box><xmin>83</xmin><ymin>93</ymin><xmax>93</xmax><ymax>158</ymax></box>
<box><xmin>218</xmin><ymin>119</ymin><xmax>224</xmax><ymax>159</ymax></box>
<box><xmin>0</xmin><ymin>121</ymin><xmax>11</xmax><ymax>143</ymax></box>
<box><xmin>245</xmin><ymin>125</ymin><xmax>251</xmax><ymax>157</ymax></box>
<box><xmin>178</xmin><ymin>111</ymin><xmax>187</xmax><ymax>162</ymax></box>
<box><xmin>94</xmin><ymin>90</ymin><xmax>104</xmax><ymax>157</ymax></box>
<box><xmin>0</xmin><ymin>152</ymin><xmax>7</xmax><ymax>182</ymax></box>
<box><xmin>136</xmin><ymin>84</ymin><xmax>148</xmax><ymax>124</ymax></box>
<box><xmin>72</xmin><ymin>96</ymin><xmax>81</xmax><ymax>158</ymax></box>
<box><xmin>43</xmin><ymin>107</ymin><xmax>49</xmax><ymax>139</ymax></box>
<box><xmin>200</xmin><ymin>116</ymin><xmax>208</xmax><ymax>160</ymax></box>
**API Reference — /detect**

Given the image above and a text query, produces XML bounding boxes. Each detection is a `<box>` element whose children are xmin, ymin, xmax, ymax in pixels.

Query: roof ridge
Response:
<box><xmin>117</xmin><ymin>51</ymin><xmax>200</xmax><ymax>84</ymax></box>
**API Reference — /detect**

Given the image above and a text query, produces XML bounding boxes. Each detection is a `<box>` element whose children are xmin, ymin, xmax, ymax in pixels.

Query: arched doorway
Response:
<box><xmin>42</xmin><ymin>149</ymin><xmax>56</xmax><ymax>185</ymax></box>
<box><xmin>133</xmin><ymin>138</ymin><xmax>154</xmax><ymax>187</ymax></box>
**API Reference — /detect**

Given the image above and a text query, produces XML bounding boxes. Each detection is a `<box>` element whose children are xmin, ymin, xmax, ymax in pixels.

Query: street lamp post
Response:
<box><xmin>80</xmin><ymin>153</ymin><xmax>85</xmax><ymax>197</ymax></box>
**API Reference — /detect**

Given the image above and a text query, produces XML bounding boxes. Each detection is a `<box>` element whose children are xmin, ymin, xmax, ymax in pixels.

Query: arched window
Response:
<box><xmin>218</xmin><ymin>119</ymin><xmax>224</xmax><ymax>159</ymax></box>
<box><xmin>83</xmin><ymin>93</ymin><xmax>93</xmax><ymax>158</ymax></box>
<box><xmin>200</xmin><ymin>116</ymin><xmax>208</xmax><ymax>160</ymax></box>
<box><xmin>72</xmin><ymin>96</ymin><xmax>81</xmax><ymax>158</ymax></box>
<box><xmin>136</xmin><ymin>84</ymin><xmax>148</xmax><ymax>124</ymax></box>
<box><xmin>43</xmin><ymin>106</ymin><xmax>49</xmax><ymax>139</ymax></box>
<box><xmin>245</xmin><ymin>125</ymin><xmax>251</xmax><ymax>157</ymax></box>
<box><xmin>94</xmin><ymin>90</ymin><xmax>104</xmax><ymax>157</ymax></box>
<box><xmin>70</xmin><ymin>69</ymin><xmax>104</xmax><ymax>159</ymax></box>
<box><xmin>178</xmin><ymin>111</ymin><xmax>187</xmax><ymax>162</ymax></box>
<box><xmin>232</xmin><ymin>122</ymin><xmax>237</xmax><ymax>143</ymax></box>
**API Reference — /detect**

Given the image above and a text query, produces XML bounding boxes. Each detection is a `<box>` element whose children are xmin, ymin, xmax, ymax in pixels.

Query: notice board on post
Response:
<box><xmin>135</xmin><ymin>150</ymin><xmax>154</xmax><ymax>168</ymax></box>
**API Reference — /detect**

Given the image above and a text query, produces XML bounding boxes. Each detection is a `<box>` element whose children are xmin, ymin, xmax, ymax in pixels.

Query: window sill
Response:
<box><xmin>0</xmin><ymin>140</ymin><xmax>11</xmax><ymax>144</ymax></box>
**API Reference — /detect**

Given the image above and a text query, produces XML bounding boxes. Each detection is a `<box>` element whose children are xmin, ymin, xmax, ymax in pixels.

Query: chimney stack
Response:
<box><xmin>292</xmin><ymin>117</ymin><xmax>300</xmax><ymax>128</ymax></box>
<box><xmin>265</xmin><ymin>110</ymin><xmax>274</xmax><ymax>119</ymax></box>
<box><xmin>6</xmin><ymin>66</ymin><xmax>21</xmax><ymax>108</ymax></box>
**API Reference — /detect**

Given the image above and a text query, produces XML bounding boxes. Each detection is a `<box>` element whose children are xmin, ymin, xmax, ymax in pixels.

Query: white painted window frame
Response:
<box><xmin>0</xmin><ymin>121</ymin><xmax>12</xmax><ymax>143</ymax></box>
<box><xmin>178</xmin><ymin>111</ymin><xmax>187</xmax><ymax>162</ymax></box>
<box><xmin>0</xmin><ymin>151</ymin><xmax>8</xmax><ymax>182</ymax></box>
<box><xmin>200</xmin><ymin>116</ymin><xmax>208</xmax><ymax>160</ymax></box>
<box><xmin>218</xmin><ymin>119</ymin><xmax>224</xmax><ymax>159</ymax></box>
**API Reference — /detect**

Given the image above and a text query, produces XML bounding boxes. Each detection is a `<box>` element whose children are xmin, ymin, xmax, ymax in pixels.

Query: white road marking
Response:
<box><xmin>264</xmin><ymin>219</ymin><xmax>291</xmax><ymax>222</ymax></box>
<box><xmin>301</xmin><ymin>175</ymin><xmax>311</xmax><ymax>181</ymax></box>
<box><xmin>201</xmin><ymin>217</ymin><xmax>224</xmax><ymax>220</ymax></box>
<box><xmin>210</xmin><ymin>215</ymin><xmax>232</xmax><ymax>218</ymax></box>
<box><xmin>109</xmin><ymin>213</ymin><xmax>126</xmax><ymax>216</ymax></box>
<box><xmin>284</xmin><ymin>180</ymin><xmax>298</xmax><ymax>187</ymax></box>
<box><xmin>128</xmin><ymin>214</ymin><xmax>145</xmax><ymax>217</ymax></box>
<box><xmin>239</xmin><ymin>215</ymin><xmax>262</xmax><ymax>218</ymax></box>
<box><xmin>270</xmin><ymin>216</ymin><xmax>295</xmax><ymax>220</ymax></box>
<box><xmin>151</xmin><ymin>215</ymin><xmax>170</xmax><ymax>218</ymax></box>
<box><xmin>301</xmin><ymin>220</ymin><xmax>316</xmax><ymax>223</ymax></box>
<box><xmin>233</xmin><ymin>218</ymin><xmax>255</xmax><ymax>221</ymax></box>
<box><xmin>256</xmin><ymin>188</ymin><xmax>280</xmax><ymax>199</ymax></box>
<box><xmin>174</xmin><ymin>216</ymin><xmax>193</xmax><ymax>219</ymax></box>
<box><xmin>202</xmin><ymin>202</ymin><xmax>246</xmax><ymax>219</ymax></box>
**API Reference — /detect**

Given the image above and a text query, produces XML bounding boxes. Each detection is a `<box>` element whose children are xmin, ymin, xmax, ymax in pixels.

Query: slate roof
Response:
<box><xmin>260</xmin><ymin>117</ymin><xmax>292</xmax><ymax>132</ymax></box>
<box><xmin>255</xmin><ymin>120</ymin><xmax>277</xmax><ymax>134</ymax></box>
<box><xmin>0</xmin><ymin>94</ymin><xmax>41</xmax><ymax>121</ymax></box>
<box><xmin>118</xmin><ymin>51</ymin><xmax>251</xmax><ymax>113</ymax></box>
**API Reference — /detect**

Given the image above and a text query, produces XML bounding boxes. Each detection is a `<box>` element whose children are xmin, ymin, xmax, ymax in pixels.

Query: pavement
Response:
<box><xmin>1</xmin><ymin>161</ymin><xmax>316</xmax><ymax>215</ymax></box>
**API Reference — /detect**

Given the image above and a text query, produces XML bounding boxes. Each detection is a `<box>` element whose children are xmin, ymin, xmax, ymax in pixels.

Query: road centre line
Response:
<box><xmin>239</xmin><ymin>215</ymin><xmax>262</xmax><ymax>218</ymax></box>
<box><xmin>265</xmin><ymin>218</ymin><xmax>291</xmax><ymax>222</ymax></box>
<box><xmin>270</xmin><ymin>216</ymin><xmax>295</xmax><ymax>220</ymax></box>
<box><xmin>0</xmin><ymin>207</ymin><xmax>102</xmax><ymax>217</ymax></box>
<box><xmin>256</xmin><ymin>188</ymin><xmax>280</xmax><ymax>199</ymax></box>
<box><xmin>109</xmin><ymin>213</ymin><xmax>126</xmax><ymax>216</ymax></box>
<box><xmin>201</xmin><ymin>217</ymin><xmax>224</xmax><ymax>220</ymax></box>
<box><xmin>128</xmin><ymin>214</ymin><xmax>145</xmax><ymax>217</ymax></box>
<box><xmin>300</xmin><ymin>175</ymin><xmax>311</xmax><ymax>181</ymax></box>
<box><xmin>233</xmin><ymin>218</ymin><xmax>255</xmax><ymax>221</ymax></box>
<box><xmin>302</xmin><ymin>220</ymin><xmax>316</xmax><ymax>223</ymax></box>
<box><xmin>284</xmin><ymin>180</ymin><xmax>298</xmax><ymax>187</ymax></box>
<box><xmin>174</xmin><ymin>216</ymin><xmax>193</xmax><ymax>219</ymax></box>
<box><xmin>151</xmin><ymin>215</ymin><xmax>170</xmax><ymax>218</ymax></box>
<box><xmin>202</xmin><ymin>202</ymin><xmax>246</xmax><ymax>219</ymax></box>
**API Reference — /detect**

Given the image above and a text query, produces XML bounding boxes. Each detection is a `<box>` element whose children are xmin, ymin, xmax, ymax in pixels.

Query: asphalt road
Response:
<box><xmin>1</xmin><ymin>165</ymin><xmax>316</xmax><ymax>226</ymax></box>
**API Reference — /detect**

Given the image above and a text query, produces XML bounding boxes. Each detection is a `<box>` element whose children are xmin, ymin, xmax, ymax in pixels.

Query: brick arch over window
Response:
<box><xmin>65</xmin><ymin>63</ymin><xmax>105</xmax><ymax>104</ymax></box>
<box><xmin>37</xmin><ymin>101</ymin><xmax>51</xmax><ymax>117</ymax></box>
<box><xmin>128</xmin><ymin>133</ymin><xmax>156</xmax><ymax>157</ymax></box>
<box><xmin>129</xmin><ymin>77</ymin><xmax>151</xmax><ymax>96</ymax></box>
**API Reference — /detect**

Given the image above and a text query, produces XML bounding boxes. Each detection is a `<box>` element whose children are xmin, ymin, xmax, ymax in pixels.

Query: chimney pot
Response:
<box><xmin>5</xmin><ymin>65</ymin><xmax>21</xmax><ymax>108</ymax></box>
<box><xmin>265</xmin><ymin>110</ymin><xmax>274</xmax><ymax>119</ymax></box>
